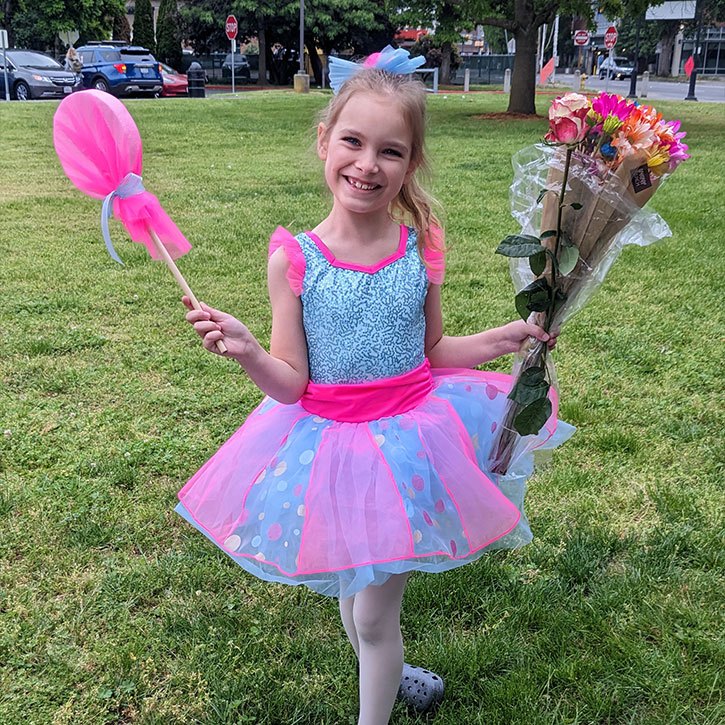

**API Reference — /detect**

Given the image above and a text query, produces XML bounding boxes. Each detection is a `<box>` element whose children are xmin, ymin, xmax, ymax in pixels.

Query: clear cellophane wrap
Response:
<box><xmin>488</xmin><ymin>144</ymin><xmax>672</xmax><ymax>475</ymax></box>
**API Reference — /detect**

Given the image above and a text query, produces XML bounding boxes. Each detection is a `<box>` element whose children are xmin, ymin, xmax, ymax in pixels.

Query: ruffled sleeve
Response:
<box><xmin>422</xmin><ymin>225</ymin><xmax>445</xmax><ymax>285</ymax></box>
<box><xmin>268</xmin><ymin>226</ymin><xmax>306</xmax><ymax>296</ymax></box>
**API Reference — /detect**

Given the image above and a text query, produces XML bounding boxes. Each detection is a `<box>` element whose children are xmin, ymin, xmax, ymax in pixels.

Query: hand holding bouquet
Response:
<box><xmin>488</xmin><ymin>92</ymin><xmax>689</xmax><ymax>475</ymax></box>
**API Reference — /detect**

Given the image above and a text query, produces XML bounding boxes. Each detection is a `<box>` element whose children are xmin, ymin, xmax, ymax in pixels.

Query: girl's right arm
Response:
<box><xmin>183</xmin><ymin>248</ymin><xmax>309</xmax><ymax>404</ymax></box>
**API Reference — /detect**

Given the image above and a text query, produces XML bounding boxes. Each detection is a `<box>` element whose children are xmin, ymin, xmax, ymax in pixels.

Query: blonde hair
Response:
<box><xmin>318</xmin><ymin>68</ymin><xmax>444</xmax><ymax>257</ymax></box>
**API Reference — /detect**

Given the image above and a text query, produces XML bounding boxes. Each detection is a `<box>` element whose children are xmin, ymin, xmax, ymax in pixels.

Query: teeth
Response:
<box><xmin>349</xmin><ymin>178</ymin><xmax>376</xmax><ymax>190</ymax></box>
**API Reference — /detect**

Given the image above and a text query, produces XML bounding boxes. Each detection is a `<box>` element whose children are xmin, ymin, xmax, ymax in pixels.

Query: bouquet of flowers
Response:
<box><xmin>488</xmin><ymin>92</ymin><xmax>689</xmax><ymax>475</ymax></box>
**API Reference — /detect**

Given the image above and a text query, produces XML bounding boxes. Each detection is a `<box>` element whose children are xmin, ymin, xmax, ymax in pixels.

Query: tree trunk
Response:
<box><xmin>3</xmin><ymin>0</ymin><xmax>14</xmax><ymax>45</ymax></box>
<box><xmin>657</xmin><ymin>23</ymin><xmax>678</xmax><ymax>77</ymax></box>
<box><xmin>440</xmin><ymin>40</ymin><xmax>452</xmax><ymax>85</ymax></box>
<box><xmin>507</xmin><ymin>25</ymin><xmax>538</xmax><ymax>115</ymax></box>
<box><xmin>258</xmin><ymin>18</ymin><xmax>268</xmax><ymax>87</ymax></box>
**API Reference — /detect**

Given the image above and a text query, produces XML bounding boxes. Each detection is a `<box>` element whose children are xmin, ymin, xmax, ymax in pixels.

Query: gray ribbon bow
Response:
<box><xmin>101</xmin><ymin>172</ymin><xmax>145</xmax><ymax>265</ymax></box>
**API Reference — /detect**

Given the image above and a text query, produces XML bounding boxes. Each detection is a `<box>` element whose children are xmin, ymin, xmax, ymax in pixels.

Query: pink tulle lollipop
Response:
<box><xmin>53</xmin><ymin>90</ymin><xmax>225</xmax><ymax>352</ymax></box>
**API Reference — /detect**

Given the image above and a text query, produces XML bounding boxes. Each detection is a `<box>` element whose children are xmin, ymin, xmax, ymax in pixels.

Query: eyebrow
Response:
<box><xmin>338</xmin><ymin>127</ymin><xmax>409</xmax><ymax>153</ymax></box>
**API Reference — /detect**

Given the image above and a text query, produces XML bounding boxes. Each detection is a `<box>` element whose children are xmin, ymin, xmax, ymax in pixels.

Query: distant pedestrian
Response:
<box><xmin>64</xmin><ymin>46</ymin><xmax>83</xmax><ymax>74</ymax></box>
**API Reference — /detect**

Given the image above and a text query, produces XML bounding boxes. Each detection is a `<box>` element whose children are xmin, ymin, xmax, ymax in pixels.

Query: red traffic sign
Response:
<box><xmin>604</xmin><ymin>26</ymin><xmax>618</xmax><ymax>50</ymax></box>
<box><xmin>225</xmin><ymin>15</ymin><xmax>238</xmax><ymax>40</ymax></box>
<box><xmin>574</xmin><ymin>30</ymin><xmax>590</xmax><ymax>47</ymax></box>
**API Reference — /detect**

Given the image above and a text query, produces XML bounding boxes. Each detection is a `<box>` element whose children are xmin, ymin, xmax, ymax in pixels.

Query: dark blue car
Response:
<box><xmin>76</xmin><ymin>43</ymin><xmax>162</xmax><ymax>96</ymax></box>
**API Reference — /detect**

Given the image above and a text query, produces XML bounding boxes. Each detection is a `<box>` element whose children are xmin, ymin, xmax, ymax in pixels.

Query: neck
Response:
<box><xmin>318</xmin><ymin>204</ymin><xmax>398</xmax><ymax>246</ymax></box>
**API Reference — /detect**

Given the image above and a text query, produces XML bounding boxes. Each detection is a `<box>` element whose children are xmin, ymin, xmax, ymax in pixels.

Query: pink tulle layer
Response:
<box><xmin>53</xmin><ymin>89</ymin><xmax>191</xmax><ymax>260</ymax></box>
<box><xmin>177</xmin><ymin>367</ymin><xmax>562</xmax><ymax>597</ymax></box>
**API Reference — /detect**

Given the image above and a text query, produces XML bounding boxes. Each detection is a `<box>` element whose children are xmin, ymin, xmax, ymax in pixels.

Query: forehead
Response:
<box><xmin>335</xmin><ymin>92</ymin><xmax>411</xmax><ymax>144</ymax></box>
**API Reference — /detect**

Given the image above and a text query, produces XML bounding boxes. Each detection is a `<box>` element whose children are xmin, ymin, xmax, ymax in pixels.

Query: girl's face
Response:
<box><xmin>317</xmin><ymin>92</ymin><xmax>414</xmax><ymax>218</ymax></box>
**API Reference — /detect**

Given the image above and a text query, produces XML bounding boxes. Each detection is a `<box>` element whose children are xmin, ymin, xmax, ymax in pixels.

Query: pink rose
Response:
<box><xmin>545</xmin><ymin>93</ymin><xmax>591</xmax><ymax>145</ymax></box>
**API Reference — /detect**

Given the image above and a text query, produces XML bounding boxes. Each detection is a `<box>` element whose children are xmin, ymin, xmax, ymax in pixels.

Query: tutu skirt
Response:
<box><xmin>177</xmin><ymin>361</ymin><xmax>573</xmax><ymax>598</ymax></box>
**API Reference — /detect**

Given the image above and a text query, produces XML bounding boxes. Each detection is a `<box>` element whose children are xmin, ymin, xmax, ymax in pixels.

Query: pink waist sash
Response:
<box><xmin>300</xmin><ymin>360</ymin><xmax>433</xmax><ymax>423</ymax></box>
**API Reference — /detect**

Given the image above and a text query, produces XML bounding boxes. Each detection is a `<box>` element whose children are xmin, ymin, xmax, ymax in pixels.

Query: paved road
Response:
<box><xmin>557</xmin><ymin>74</ymin><xmax>725</xmax><ymax>103</ymax></box>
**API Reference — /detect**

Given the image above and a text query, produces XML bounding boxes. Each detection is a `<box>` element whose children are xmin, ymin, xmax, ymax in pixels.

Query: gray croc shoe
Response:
<box><xmin>397</xmin><ymin>663</ymin><xmax>445</xmax><ymax>713</ymax></box>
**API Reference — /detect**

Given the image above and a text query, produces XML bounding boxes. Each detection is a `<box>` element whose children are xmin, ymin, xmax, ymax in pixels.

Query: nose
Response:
<box><xmin>355</xmin><ymin>149</ymin><xmax>379</xmax><ymax>175</ymax></box>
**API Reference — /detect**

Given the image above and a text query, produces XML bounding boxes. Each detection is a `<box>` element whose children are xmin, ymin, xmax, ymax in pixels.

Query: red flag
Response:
<box><xmin>539</xmin><ymin>57</ymin><xmax>555</xmax><ymax>86</ymax></box>
<box><xmin>684</xmin><ymin>55</ymin><xmax>695</xmax><ymax>78</ymax></box>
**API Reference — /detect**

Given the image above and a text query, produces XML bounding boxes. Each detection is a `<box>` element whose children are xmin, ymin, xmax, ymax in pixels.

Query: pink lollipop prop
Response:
<box><xmin>53</xmin><ymin>90</ymin><xmax>226</xmax><ymax>353</ymax></box>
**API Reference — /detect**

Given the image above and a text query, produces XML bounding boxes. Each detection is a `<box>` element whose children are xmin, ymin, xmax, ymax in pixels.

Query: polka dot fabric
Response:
<box><xmin>176</xmin><ymin>229</ymin><xmax>574</xmax><ymax>599</ymax></box>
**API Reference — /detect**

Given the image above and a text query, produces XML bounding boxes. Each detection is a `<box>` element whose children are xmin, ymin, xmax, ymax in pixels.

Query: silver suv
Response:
<box><xmin>599</xmin><ymin>57</ymin><xmax>635</xmax><ymax>80</ymax></box>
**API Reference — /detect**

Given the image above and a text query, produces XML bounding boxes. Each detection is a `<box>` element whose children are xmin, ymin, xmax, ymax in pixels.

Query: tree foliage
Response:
<box><xmin>455</xmin><ymin>0</ymin><xmax>665</xmax><ymax>113</ymax></box>
<box><xmin>112</xmin><ymin>9</ymin><xmax>131</xmax><ymax>43</ymax></box>
<box><xmin>156</xmin><ymin>0</ymin><xmax>183</xmax><ymax>68</ymax></box>
<box><xmin>132</xmin><ymin>0</ymin><xmax>156</xmax><ymax>52</ymax></box>
<box><xmin>397</xmin><ymin>1</ymin><xmax>473</xmax><ymax>83</ymax></box>
<box><xmin>179</xmin><ymin>0</ymin><xmax>231</xmax><ymax>55</ymax></box>
<box><xmin>179</xmin><ymin>0</ymin><xmax>393</xmax><ymax>85</ymax></box>
<box><xmin>4</xmin><ymin>0</ymin><xmax>124</xmax><ymax>50</ymax></box>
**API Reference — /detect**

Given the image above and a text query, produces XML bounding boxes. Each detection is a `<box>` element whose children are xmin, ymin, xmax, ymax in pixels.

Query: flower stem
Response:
<box><xmin>544</xmin><ymin>145</ymin><xmax>574</xmax><ymax>334</ymax></box>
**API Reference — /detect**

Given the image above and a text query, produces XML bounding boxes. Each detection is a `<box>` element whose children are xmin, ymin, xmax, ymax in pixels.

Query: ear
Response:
<box><xmin>317</xmin><ymin>123</ymin><xmax>328</xmax><ymax>160</ymax></box>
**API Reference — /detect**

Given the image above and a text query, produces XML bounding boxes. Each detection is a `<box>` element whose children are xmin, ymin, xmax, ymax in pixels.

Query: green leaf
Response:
<box><xmin>529</xmin><ymin>250</ymin><xmax>547</xmax><ymax>276</ymax></box>
<box><xmin>570</xmin><ymin>202</ymin><xmax>583</xmax><ymax>210</ymax></box>
<box><xmin>508</xmin><ymin>368</ymin><xmax>550</xmax><ymax>406</ymax></box>
<box><xmin>537</xmin><ymin>188</ymin><xmax>550</xmax><ymax>204</ymax></box>
<box><xmin>495</xmin><ymin>235</ymin><xmax>542</xmax><ymax>258</ymax></box>
<box><xmin>515</xmin><ymin>289</ymin><xmax>531</xmax><ymax>320</ymax></box>
<box><xmin>519</xmin><ymin>366</ymin><xmax>546</xmax><ymax>385</ymax></box>
<box><xmin>540</xmin><ymin>230</ymin><xmax>557</xmax><ymax>239</ymax></box>
<box><xmin>525</xmin><ymin>285</ymin><xmax>552</xmax><ymax>313</ymax></box>
<box><xmin>513</xmin><ymin>397</ymin><xmax>553</xmax><ymax>436</ymax></box>
<box><xmin>558</xmin><ymin>245</ymin><xmax>579</xmax><ymax>276</ymax></box>
<box><xmin>514</xmin><ymin>278</ymin><xmax>552</xmax><ymax>320</ymax></box>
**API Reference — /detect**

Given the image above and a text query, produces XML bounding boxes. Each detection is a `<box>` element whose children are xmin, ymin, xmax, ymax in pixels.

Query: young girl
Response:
<box><xmin>177</xmin><ymin>47</ymin><xmax>565</xmax><ymax>724</ymax></box>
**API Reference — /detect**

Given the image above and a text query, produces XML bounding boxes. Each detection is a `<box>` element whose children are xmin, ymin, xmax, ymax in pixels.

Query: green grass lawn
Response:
<box><xmin>0</xmin><ymin>91</ymin><xmax>722</xmax><ymax>725</ymax></box>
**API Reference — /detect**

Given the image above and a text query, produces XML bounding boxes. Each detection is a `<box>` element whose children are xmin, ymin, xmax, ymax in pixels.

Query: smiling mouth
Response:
<box><xmin>345</xmin><ymin>176</ymin><xmax>380</xmax><ymax>191</ymax></box>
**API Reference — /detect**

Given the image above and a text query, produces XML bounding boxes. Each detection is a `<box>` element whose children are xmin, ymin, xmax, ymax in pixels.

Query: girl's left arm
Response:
<box><xmin>424</xmin><ymin>284</ymin><xmax>553</xmax><ymax>367</ymax></box>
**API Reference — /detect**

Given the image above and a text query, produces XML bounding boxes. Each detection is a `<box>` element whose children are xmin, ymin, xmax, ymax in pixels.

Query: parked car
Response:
<box><xmin>0</xmin><ymin>49</ymin><xmax>80</xmax><ymax>100</ymax></box>
<box><xmin>222</xmin><ymin>52</ymin><xmax>251</xmax><ymax>81</ymax></box>
<box><xmin>76</xmin><ymin>43</ymin><xmax>163</xmax><ymax>96</ymax></box>
<box><xmin>159</xmin><ymin>62</ymin><xmax>188</xmax><ymax>96</ymax></box>
<box><xmin>599</xmin><ymin>56</ymin><xmax>635</xmax><ymax>80</ymax></box>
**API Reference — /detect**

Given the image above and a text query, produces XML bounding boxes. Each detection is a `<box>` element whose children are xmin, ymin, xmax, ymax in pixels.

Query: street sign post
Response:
<box><xmin>0</xmin><ymin>28</ymin><xmax>9</xmax><ymax>102</ymax></box>
<box><xmin>573</xmin><ymin>30</ymin><xmax>590</xmax><ymax>75</ymax></box>
<box><xmin>573</xmin><ymin>30</ymin><xmax>590</xmax><ymax>46</ymax></box>
<box><xmin>604</xmin><ymin>25</ymin><xmax>618</xmax><ymax>92</ymax></box>
<box><xmin>225</xmin><ymin>15</ymin><xmax>238</xmax><ymax>93</ymax></box>
<box><xmin>604</xmin><ymin>26</ymin><xmax>618</xmax><ymax>50</ymax></box>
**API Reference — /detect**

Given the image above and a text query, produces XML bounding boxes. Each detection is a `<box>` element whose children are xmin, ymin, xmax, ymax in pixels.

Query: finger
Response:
<box><xmin>202</xmin><ymin>330</ymin><xmax>225</xmax><ymax>351</ymax></box>
<box><xmin>526</xmin><ymin>324</ymin><xmax>550</xmax><ymax>342</ymax></box>
<box><xmin>186</xmin><ymin>310</ymin><xmax>211</xmax><ymax>323</ymax></box>
<box><xmin>193</xmin><ymin>321</ymin><xmax>221</xmax><ymax>335</ymax></box>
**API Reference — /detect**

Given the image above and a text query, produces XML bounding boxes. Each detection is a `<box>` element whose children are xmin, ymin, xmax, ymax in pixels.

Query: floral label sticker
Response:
<box><xmin>631</xmin><ymin>164</ymin><xmax>652</xmax><ymax>193</ymax></box>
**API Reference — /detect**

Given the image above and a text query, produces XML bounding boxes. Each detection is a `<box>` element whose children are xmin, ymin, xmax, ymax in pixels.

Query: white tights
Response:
<box><xmin>339</xmin><ymin>574</ymin><xmax>409</xmax><ymax>725</ymax></box>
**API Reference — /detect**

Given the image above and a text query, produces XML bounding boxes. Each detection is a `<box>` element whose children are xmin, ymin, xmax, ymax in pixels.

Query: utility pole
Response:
<box><xmin>628</xmin><ymin>13</ymin><xmax>642</xmax><ymax>98</ymax></box>
<box><xmin>685</xmin><ymin>0</ymin><xmax>701</xmax><ymax>100</ymax></box>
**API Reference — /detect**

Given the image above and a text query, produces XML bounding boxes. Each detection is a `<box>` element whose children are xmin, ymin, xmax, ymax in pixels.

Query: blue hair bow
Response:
<box><xmin>328</xmin><ymin>45</ymin><xmax>426</xmax><ymax>95</ymax></box>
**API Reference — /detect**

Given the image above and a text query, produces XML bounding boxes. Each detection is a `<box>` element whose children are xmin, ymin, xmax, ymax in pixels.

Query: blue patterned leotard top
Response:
<box><xmin>297</xmin><ymin>226</ymin><xmax>429</xmax><ymax>385</ymax></box>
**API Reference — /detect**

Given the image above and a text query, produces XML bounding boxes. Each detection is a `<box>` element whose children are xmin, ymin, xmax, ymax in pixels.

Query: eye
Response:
<box><xmin>383</xmin><ymin>148</ymin><xmax>404</xmax><ymax>158</ymax></box>
<box><xmin>341</xmin><ymin>136</ymin><xmax>361</xmax><ymax>146</ymax></box>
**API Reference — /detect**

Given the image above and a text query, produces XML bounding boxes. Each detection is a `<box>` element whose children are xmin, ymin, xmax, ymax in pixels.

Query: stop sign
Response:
<box><xmin>604</xmin><ymin>26</ymin><xmax>618</xmax><ymax>50</ymax></box>
<box><xmin>225</xmin><ymin>15</ymin><xmax>238</xmax><ymax>41</ymax></box>
<box><xmin>573</xmin><ymin>30</ymin><xmax>590</xmax><ymax>47</ymax></box>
